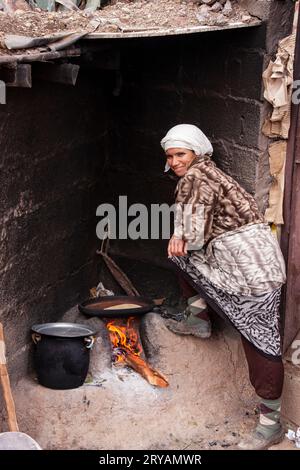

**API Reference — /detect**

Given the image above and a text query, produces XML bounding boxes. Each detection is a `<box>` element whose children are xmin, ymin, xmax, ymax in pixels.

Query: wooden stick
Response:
<box><xmin>98</xmin><ymin>250</ymin><xmax>140</xmax><ymax>296</ymax></box>
<box><xmin>122</xmin><ymin>350</ymin><xmax>169</xmax><ymax>388</ymax></box>
<box><xmin>0</xmin><ymin>48</ymin><xmax>81</xmax><ymax>65</ymax></box>
<box><xmin>0</xmin><ymin>323</ymin><xmax>19</xmax><ymax>432</ymax></box>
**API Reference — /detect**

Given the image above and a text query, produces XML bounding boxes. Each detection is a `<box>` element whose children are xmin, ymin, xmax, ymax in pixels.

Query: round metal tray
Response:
<box><xmin>78</xmin><ymin>296</ymin><xmax>155</xmax><ymax>318</ymax></box>
<box><xmin>31</xmin><ymin>322</ymin><xmax>97</xmax><ymax>338</ymax></box>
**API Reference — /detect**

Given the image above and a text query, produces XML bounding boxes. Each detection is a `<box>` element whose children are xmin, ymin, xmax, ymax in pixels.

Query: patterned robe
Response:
<box><xmin>172</xmin><ymin>157</ymin><xmax>286</xmax><ymax>357</ymax></box>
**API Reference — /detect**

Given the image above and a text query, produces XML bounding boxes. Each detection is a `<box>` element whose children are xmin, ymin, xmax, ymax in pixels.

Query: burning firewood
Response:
<box><xmin>122</xmin><ymin>350</ymin><xmax>169</xmax><ymax>388</ymax></box>
<box><xmin>99</xmin><ymin>238</ymin><xmax>168</xmax><ymax>387</ymax></box>
<box><xmin>106</xmin><ymin>317</ymin><xmax>169</xmax><ymax>388</ymax></box>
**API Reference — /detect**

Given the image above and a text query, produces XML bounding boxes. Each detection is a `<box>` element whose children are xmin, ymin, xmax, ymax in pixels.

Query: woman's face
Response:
<box><xmin>165</xmin><ymin>148</ymin><xmax>196</xmax><ymax>177</ymax></box>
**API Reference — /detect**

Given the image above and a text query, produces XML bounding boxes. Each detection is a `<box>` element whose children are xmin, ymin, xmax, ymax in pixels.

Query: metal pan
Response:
<box><xmin>78</xmin><ymin>296</ymin><xmax>155</xmax><ymax>318</ymax></box>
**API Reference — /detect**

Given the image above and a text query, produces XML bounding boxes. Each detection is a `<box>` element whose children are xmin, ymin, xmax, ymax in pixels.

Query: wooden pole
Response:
<box><xmin>0</xmin><ymin>323</ymin><xmax>19</xmax><ymax>432</ymax></box>
<box><xmin>0</xmin><ymin>48</ymin><xmax>81</xmax><ymax>65</ymax></box>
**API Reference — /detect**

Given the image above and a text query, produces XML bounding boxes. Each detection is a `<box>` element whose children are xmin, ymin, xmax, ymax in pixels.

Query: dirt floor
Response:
<box><xmin>2</xmin><ymin>308</ymin><xmax>296</xmax><ymax>450</ymax></box>
<box><xmin>0</xmin><ymin>0</ymin><xmax>257</xmax><ymax>54</ymax></box>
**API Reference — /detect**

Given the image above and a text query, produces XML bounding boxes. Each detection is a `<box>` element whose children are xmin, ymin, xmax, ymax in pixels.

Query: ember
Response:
<box><xmin>106</xmin><ymin>317</ymin><xmax>169</xmax><ymax>388</ymax></box>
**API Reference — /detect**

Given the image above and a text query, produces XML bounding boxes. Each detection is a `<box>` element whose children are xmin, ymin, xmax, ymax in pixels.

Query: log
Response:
<box><xmin>122</xmin><ymin>350</ymin><xmax>169</xmax><ymax>388</ymax></box>
<box><xmin>98</xmin><ymin>250</ymin><xmax>140</xmax><ymax>296</ymax></box>
<box><xmin>0</xmin><ymin>48</ymin><xmax>81</xmax><ymax>65</ymax></box>
<box><xmin>4</xmin><ymin>33</ymin><xmax>77</xmax><ymax>51</ymax></box>
<box><xmin>106</xmin><ymin>318</ymin><xmax>168</xmax><ymax>387</ymax></box>
<box><xmin>48</xmin><ymin>32</ymin><xmax>87</xmax><ymax>52</ymax></box>
<box><xmin>33</xmin><ymin>63</ymin><xmax>80</xmax><ymax>86</ymax></box>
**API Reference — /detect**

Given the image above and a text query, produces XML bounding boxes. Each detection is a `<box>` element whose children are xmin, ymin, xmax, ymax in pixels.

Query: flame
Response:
<box><xmin>106</xmin><ymin>316</ymin><xmax>142</xmax><ymax>363</ymax></box>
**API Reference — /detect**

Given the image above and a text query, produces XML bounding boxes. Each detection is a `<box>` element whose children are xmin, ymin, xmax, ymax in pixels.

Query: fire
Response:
<box><xmin>106</xmin><ymin>317</ymin><xmax>143</xmax><ymax>363</ymax></box>
<box><xmin>106</xmin><ymin>315</ymin><xmax>169</xmax><ymax>387</ymax></box>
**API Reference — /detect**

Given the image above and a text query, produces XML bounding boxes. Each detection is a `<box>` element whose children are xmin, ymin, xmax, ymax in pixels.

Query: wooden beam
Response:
<box><xmin>0</xmin><ymin>64</ymin><xmax>32</xmax><ymax>88</ymax></box>
<box><xmin>0</xmin><ymin>48</ymin><xmax>81</xmax><ymax>65</ymax></box>
<box><xmin>33</xmin><ymin>63</ymin><xmax>80</xmax><ymax>86</ymax></box>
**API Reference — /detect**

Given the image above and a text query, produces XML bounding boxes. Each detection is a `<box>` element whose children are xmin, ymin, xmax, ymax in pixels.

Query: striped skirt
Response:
<box><xmin>171</xmin><ymin>224</ymin><xmax>286</xmax><ymax>358</ymax></box>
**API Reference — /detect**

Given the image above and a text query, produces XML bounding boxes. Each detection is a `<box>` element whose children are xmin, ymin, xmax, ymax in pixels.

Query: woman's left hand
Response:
<box><xmin>168</xmin><ymin>236</ymin><xmax>188</xmax><ymax>257</ymax></box>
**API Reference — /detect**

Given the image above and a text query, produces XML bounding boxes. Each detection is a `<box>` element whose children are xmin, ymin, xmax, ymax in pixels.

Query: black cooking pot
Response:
<box><xmin>31</xmin><ymin>323</ymin><xmax>97</xmax><ymax>390</ymax></box>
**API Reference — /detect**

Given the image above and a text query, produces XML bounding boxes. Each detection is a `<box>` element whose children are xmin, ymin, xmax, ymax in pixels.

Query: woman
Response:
<box><xmin>161</xmin><ymin>124</ymin><xmax>286</xmax><ymax>450</ymax></box>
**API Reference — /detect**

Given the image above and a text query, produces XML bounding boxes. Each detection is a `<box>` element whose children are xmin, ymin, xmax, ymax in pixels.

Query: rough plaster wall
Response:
<box><xmin>0</xmin><ymin>72</ymin><xmax>110</xmax><ymax>381</ymax></box>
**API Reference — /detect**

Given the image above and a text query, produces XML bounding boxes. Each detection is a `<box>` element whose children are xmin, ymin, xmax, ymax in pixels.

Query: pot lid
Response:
<box><xmin>31</xmin><ymin>322</ymin><xmax>97</xmax><ymax>338</ymax></box>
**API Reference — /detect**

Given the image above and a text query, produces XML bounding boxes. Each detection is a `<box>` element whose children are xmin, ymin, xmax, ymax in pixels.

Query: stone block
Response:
<box><xmin>239</xmin><ymin>0</ymin><xmax>272</xmax><ymax>20</ymax></box>
<box><xmin>180</xmin><ymin>92</ymin><xmax>263</xmax><ymax>150</ymax></box>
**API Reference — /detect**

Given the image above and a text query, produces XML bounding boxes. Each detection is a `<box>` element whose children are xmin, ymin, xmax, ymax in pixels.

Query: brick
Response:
<box><xmin>226</xmin><ymin>48</ymin><xmax>265</xmax><ymax>100</ymax></box>
<box><xmin>180</xmin><ymin>92</ymin><xmax>263</xmax><ymax>149</ymax></box>
<box><xmin>212</xmin><ymin>140</ymin><xmax>260</xmax><ymax>195</ymax></box>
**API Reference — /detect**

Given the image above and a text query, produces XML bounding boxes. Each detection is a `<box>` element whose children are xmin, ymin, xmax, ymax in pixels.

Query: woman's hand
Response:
<box><xmin>168</xmin><ymin>236</ymin><xmax>188</xmax><ymax>257</ymax></box>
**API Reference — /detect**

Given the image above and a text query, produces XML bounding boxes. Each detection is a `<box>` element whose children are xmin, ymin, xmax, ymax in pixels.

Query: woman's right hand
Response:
<box><xmin>168</xmin><ymin>236</ymin><xmax>188</xmax><ymax>258</ymax></box>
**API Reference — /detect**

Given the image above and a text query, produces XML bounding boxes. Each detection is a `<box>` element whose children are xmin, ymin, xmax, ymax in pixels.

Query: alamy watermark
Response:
<box><xmin>96</xmin><ymin>195</ymin><xmax>205</xmax><ymax>250</ymax></box>
<box><xmin>292</xmin><ymin>80</ymin><xmax>300</xmax><ymax>105</ymax></box>
<box><xmin>291</xmin><ymin>340</ymin><xmax>300</xmax><ymax>366</ymax></box>
<box><xmin>0</xmin><ymin>80</ymin><xmax>6</xmax><ymax>105</ymax></box>
<box><xmin>290</xmin><ymin>80</ymin><xmax>300</xmax><ymax>105</ymax></box>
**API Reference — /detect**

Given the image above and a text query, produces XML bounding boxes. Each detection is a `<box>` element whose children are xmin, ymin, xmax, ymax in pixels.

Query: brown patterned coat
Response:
<box><xmin>175</xmin><ymin>157</ymin><xmax>264</xmax><ymax>246</ymax></box>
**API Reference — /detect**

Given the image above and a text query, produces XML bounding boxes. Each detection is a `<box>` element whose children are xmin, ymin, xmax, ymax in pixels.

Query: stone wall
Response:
<box><xmin>114</xmin><ymin>28</ymin><xmax>265</xmax><ymax>195</ymax></box>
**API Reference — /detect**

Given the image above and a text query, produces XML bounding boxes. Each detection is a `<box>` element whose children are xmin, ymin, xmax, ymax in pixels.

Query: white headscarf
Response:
<box><xmin>161</xmin><ymin>124</ymin><xmax>213</xmax><ymax>172</ymax></box>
